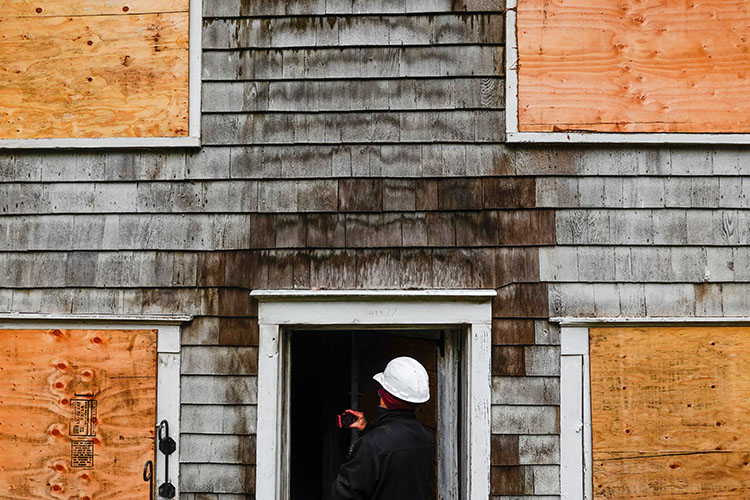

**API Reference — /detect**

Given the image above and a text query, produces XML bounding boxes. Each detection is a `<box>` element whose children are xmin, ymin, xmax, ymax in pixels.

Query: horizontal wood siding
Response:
<box><xmin>7</xmin><ymin>147</ymin><xmax>750</xmax><ymax>182</ymax></box>
<box><xmin>0</xmin><ymin>3</ymin><xmax>526</xmax><ymax>496</ymax></box>
<box><xmin>202</xmin><ymin>15</ymin><xmax>504</xmax><ymax>48</ymax></box>
<box><xmin>2</xmin><ymin>1</ymin><xmax>749</xmax><ymax>499</ymax></box>
<box><xmin>202</xmin><ymin>0</ymin><xmax>505</xmax><ymax>17</ymax></box>
<box><xmin>0</xmin><ymin>178</ymin><xmax>534</xmax><ymax>213</ymax></box>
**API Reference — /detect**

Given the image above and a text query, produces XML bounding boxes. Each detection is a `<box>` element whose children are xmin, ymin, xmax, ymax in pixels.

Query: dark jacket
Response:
<box><xmin>331</xmin><ymin>408</ymin><xmax>435</xmax><ymax>500</ymax></box>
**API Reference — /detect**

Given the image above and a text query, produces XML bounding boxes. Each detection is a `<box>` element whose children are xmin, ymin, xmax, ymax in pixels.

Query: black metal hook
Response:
<box><xmin>158</xmin><ymin>420</ymin><xmax>169</xmax><ymax>441</ymax></box>
<box><xmin>143</xmin><ymin>460</ymin><xmax>154</xmax><ymax>500</ymax></box>
<box><xmin>143</xmin><ymin>459</ymin><xmax>153</xmax><ymax>482</ymax></box>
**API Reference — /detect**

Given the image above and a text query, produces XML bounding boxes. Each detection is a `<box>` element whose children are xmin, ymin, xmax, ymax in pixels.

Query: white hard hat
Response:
<box><xmin>373</xmin><ymin>356</ymin><xmax>430</xmax><ymax>404</ymax></box>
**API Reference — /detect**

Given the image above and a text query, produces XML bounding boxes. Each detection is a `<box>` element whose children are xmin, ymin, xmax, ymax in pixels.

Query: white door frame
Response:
<box><xmin>252</xmin><ymin>290</ymin><xmax>496</xmax><ymax>500</ymax></box>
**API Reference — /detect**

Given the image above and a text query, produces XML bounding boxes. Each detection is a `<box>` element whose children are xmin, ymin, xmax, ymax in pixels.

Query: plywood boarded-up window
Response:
<box><xmin>590</xmin><ymin>326</ymin><xmax>750</xmax><ymax>499</ymax></box>
<box><xmin>0</xmin><ymin>1</ymin><xmax>190</xmax><ymax>141</ymax></box>
<box><xmin>0</xmin><ymin>329</ymin><xmax>157</xmax><ymax>500</ymax></box>
<box><xmin>516</xmin><ymin>0</ymin><xmax>750</xmax><ymax>133</ymax></box>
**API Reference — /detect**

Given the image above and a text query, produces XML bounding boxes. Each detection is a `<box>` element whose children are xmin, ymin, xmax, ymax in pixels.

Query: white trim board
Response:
<box><xmin>504</xmin><ymin>4</ymin><xmax>750</xmax><ymax>144</ymax></box>
<box><xmin>188</xmin><ymin>0</ymin><xmax>202</xmax><ymax>141</ymax></box>
<box><xmin>251</xmin><ymin>289</ymin><xmax>497</xmax><ymax>301</ymax></box>
<box><xmin>0</xmin><ymin>137</ymin><xmax>201</xmax><ymax>149</ymax></box>
<box><xmin>0</xmin><ymin>317</ymin><xmax>185</xmax><ymax>497</ymax></box>
<box><xmin>0</xmin><ymin>313</ymin><xmax>192</xmax><ymax>324</ymax></box>
<box><xmin>253</xmin><ymin>289</ymin><xmax>495</xmax><ymax>500</ymax></box>
<box><xmin>559</xmin><ymin>325</ymin><xmax>593</xmax><ymax>500</ymax></box>
<box><xmin>553</xmin><ymin>317</ymin><xmax>750</xmax><ymax>326</ymax></box>
<box><xmin>0</xmin><ymin>0</ymin><xmax>202</xmax><ymax>150</ymax></box>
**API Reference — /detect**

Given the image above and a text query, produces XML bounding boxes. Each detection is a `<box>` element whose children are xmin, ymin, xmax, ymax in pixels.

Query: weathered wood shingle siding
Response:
<box><xmin>10</xmin><ymin>147</ymin><xmax>750</xmax><ymax>183</ymax></box>
<box><xmin>202</xmin><ymin>15</ymin><xmax>504</xmax><ymax>47</ymax></box>
<box><xmin>1</xmin><ymin>2</ymin><xmax>526</xmax><ymax>497</ymax></box>
<box><xmin>202</xmin><ymin>0</ymin><xmax>505</xmax><ymax>17</ymax></box>
<box><xmin>5</xmin><ymin>0</ymin><xmax>749</xmax><ymax>498</ymax></box>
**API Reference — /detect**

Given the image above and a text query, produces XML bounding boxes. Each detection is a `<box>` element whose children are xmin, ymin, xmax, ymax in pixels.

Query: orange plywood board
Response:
<box><xmin>0</xmin><ymin>1</ymin><xmax>189</xmax><ymax>140</ymax></box>
<box><xmin>0</xmin><ymin>329</ymin><xmax>157</xmax><ymax>500</ymax></box>
<box><xmin>0</xmin><ymin>1</ymin><xmax>187</xmax><ymax>17</ymax></box>
<box><xmin>590</xmin><ymin>326</ymin><xmax>750</xmax><ymax>499</ymax></box>
<box><xmin>517</xmin><ymin>0</ymin><xmax>750</xmax><ymax>133</ymax></box>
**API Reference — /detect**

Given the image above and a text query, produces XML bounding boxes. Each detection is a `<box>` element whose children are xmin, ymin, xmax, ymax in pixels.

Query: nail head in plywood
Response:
<box><xmin>0</xmin><ymin>329</ymin><xmax>157</xmax><ymax>500</ymax></box>
<box><xmin>590</xmin><ymin>326</ymin><xmax>750</xmax><ymax>499</ymax></box>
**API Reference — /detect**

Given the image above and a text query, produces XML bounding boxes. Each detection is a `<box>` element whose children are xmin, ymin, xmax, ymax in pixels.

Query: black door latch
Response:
<box><xmin>157</xmin><ymin>420</ymin><xmax>176</xmax><ymax>499</ymax></box>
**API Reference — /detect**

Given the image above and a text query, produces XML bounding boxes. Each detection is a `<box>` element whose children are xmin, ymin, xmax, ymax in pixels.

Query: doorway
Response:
<box><xmin>288</xmin><ymin>329</ymin><xmax>457</xmax><ymax>500</ymax></box>
<box><xmin>252</xmin><ymin>289</ymin><xmax>495</xmax><ymax>500</ymax></box>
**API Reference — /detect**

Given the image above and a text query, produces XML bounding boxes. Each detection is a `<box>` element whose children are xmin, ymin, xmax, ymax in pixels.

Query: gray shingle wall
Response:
<box><xmin>4</xmin><ymin>1</ymin><xmax>749</xmax><ymax>499</ymax></box>
<box><xmin>2</xmin><ymin>2</ymin><xmax>525</xmax><ymax>496</ymax></box>
<box><xmin>532</xmin><ymin>148</ymin><xmax>750</xmax><ymax>320</ymax></box>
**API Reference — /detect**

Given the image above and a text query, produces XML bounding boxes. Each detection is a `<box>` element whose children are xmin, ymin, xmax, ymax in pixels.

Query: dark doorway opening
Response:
<box><xmin>289</xmin><ymin>330</ymin><xmax>443</xmax><ymax>500</ymax></box>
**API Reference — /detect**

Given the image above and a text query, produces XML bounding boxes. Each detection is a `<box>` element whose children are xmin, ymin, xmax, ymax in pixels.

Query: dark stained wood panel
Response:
<box><xmin>517</xmin><ymin>0</ymin><xmax>750</xmax><ymax>133</ymax></box>
<box><xmin>490</xmin><ymin>465</ymin><xmax>528</xmax><ymax>495</ymax></box>
<box><xmin>491</xmin><ymin>434</ymin><xmax>520</xmax><ymax>465</ymax></box>
<box><xmin>0</xmin><ymin>329</ymin><xmax>157</xmax><ymax>500</ymax></box>
<box><xmin>590</xmin><ymin>326</ymin><xmax>750</xmax><ymax>499</ymax></box>
<box><xmin>492</xmin><ymin>319</ymin><xmax>536</xmax><ymax>345</ymax></box>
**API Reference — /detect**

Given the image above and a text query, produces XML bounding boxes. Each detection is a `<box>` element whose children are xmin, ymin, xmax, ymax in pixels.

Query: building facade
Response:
<box><xmin>2</xmin><ymin>0</ymin><xmax>749</xmax><ymax>499</ymax></box>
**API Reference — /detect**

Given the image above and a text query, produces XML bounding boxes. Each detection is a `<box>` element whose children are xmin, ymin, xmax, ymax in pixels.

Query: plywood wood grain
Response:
<box><xmin>0</xmin><ymin>1</ymin><xmax>187</xmax><ymax>17</ymax></box>
<box><xmin>590</xmin><ymin>326</ymin><xmax>750</xmax><ymax>499</ymax></box>
<box><xmin>0</xmin><ymin>4</ymin><xmax>189</xmax><ymax>140</ymax></box>
<box><xmin>593</xmin><ymin>451</ymin><xmax>750</xmax><ymax>499</ymax></box>
<box><xmin>517</xmin><ymin>0</ymin><xmax>750</xmax><ymax>133</ymax></box>
<box><xmin>0</xmin><ymin>329</ymin><xmax>157</xmax><ymax>500</ymax></box>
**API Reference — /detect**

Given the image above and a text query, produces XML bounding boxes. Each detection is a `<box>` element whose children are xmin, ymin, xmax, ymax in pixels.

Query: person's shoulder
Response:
<box><xmin>360</xmin><ymin>424</ymin><xmax>388</xmax><ymax>444</ymax></box>
<box><xmin>364</xmin><ymin>418</ymin><xmax>433</xmax><ymax>452</ymax></box>
<box><xmin>344</xmin><ymin>430</ymin><xmax>382</xmax><ymax>461</ymax></box>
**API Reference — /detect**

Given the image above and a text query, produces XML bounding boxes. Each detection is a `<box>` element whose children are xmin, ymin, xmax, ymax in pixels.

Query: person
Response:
<box><xmin>330</xmin><ymin>356</ymin><xmax>435</xmax><ymax>500</ymax></box>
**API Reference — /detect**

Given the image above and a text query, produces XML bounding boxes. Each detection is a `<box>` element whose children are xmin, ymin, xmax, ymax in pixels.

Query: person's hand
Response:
<box><xmin>345</xmin><ymin>409</ymin><xmax>367</xmax><ymax>430</ymax></box>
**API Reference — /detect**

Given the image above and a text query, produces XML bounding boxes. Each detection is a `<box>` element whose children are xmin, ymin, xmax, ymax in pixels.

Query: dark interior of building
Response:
<box><xmin>289</xmin><ymin>330</ymin><xmax>440</xmax><ymax>500</ymax></box>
